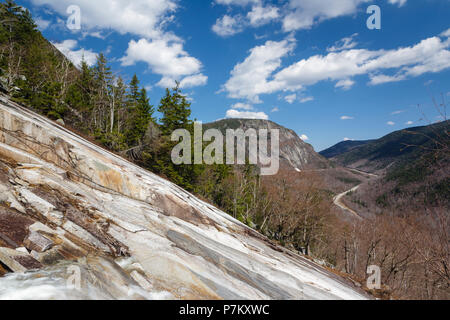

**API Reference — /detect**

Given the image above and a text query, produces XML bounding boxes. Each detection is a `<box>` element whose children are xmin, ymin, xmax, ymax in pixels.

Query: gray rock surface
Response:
<box><xmin>0</xmin><ymin>95</ymin><xmax>368</xmax><ymax>300</ymax></box>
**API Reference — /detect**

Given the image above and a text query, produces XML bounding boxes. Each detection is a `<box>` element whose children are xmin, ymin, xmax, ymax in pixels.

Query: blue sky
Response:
<box><xmin>17</xmin><ymin>0</ymin><xmax>450</xmax><ymax>151</ymax></box>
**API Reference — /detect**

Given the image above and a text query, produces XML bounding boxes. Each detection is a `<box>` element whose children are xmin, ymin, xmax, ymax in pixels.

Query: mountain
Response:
<box><xmin>329</xmin><ymin>121</ymin><xmax>450</xmax><ymax>173</ymax></box>
<box><xmin>205</xmin><ymin>119</ymin><xmax>330</xmax><ymax>171</ymax></box>
<box><xmin>332</xmin><ymin>121</ymin><xmax>449</xmax><ymax>214</ymax></box>
<box><xmin>320</xmin><ymin>140</ymin><xmax>373</xmax><ymax>159</ymax></box>
<box><xmin>0</xmin><ymin>95</ymin><xmax>368</xmax><ymax>300</ymax></box>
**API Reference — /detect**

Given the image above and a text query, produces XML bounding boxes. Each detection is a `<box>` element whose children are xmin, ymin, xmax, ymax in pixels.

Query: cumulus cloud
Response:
<box><xmin>271</xmin><ymin>107</ymin><xmax>279</xmax><ymax>112</ymax></box>
<box><xmin>212</xmin><ymin>15</ymin><xmax>246</xmax><ymax>37</ymax></box>
<box><xmin>387</xmin><ymin>121</ymin><xmax>396</xmax><ymax>126</ymax></box>
<box><xmin>282</xmin><ymin>0</ymin><xmax>371</xmax><ymax>32</ymax></box>
<box><xmin>226</xmin><ymin>109</ymin><xmax>269</xmax><ymax>120</ymax></box>
<box><xmin>214</xmin><ymin>1</ymin><xmax>407</xmax><ymax>35</ymax></box>
<box><xmin>212</xmin><ymin>0</ymin><xmax>281</xmax><ymax>37</ymax></box>
<box><xmin>32</xmin><ymin>0</ymin><xmax>207</xmax><ymax>89</ymax></box>
<box><xmin>31</xmin><ymin>0</ymin><xmax>177</xmax><ymax>38</ymax></box>
<box><xmin>222</xmin><ymin>39</ymin><xmax>296</xmax><ymax>102</ymax></box>
<box><xmin>341</xmin><ymin>116</ymin><xmax>354</xmax><ymax>120</ymax></box>
<box><xmin>212</xmin><ymin>4</ymin><xmax>278</xmax><ymax>37</ymax></box>
<box><xmin>284</xmin><ymin>94</ymin><xmax>297</xmax><ymax>104</ymax></box>
<box><xmin>223</xmin><ymin>31</ymin><xmax>450</xmax><ymax>101</ymax></box>
<box><xmin>247</xmin><ymin>5</ymin><xmax>279</xmax><ymax>26</ymax></box>
<box><xmin>52</xmin><ymin>39</ymin><xmax>97</xmax><ymax>67</ymax></box>
<box><xmin>121</xmin><ymin>39</ymin><xmax>201</xmax><ymax>77</ymax></box>
<box><xmin>405</xmin><ymin>121</ymin><xmax>414</xmax><ymax>125</ymax></box>
<box><xmin>300</xmin><ymin>134</ymin><xmax>309</xmax><ymax>141</ymax></box>
<box><xmin>120</xmin><ymin>39</ymin><xmax>207</xmax><ymax>89</ymax></box>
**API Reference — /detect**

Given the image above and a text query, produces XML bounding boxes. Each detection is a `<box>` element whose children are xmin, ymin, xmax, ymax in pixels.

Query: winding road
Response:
<box><xmin>333</xmin><ymin>185</ymin><xmax>362</xmax><ymax>220</ymax></box>
<box><xmin>333</xmin><ymin>169</ymin><xmax>379</xmax><ymax>220</ymax></box>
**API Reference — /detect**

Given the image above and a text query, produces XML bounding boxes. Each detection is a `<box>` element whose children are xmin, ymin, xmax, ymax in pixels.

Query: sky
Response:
<box><xmin>16</xmin><ymin>0</ymin><xmax>450</xmax><ymax>151</ymax></box>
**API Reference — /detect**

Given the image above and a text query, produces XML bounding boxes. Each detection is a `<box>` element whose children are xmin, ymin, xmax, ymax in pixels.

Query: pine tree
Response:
<box><xmin>92</xmin><ymin>53</ymin><xmax>112</xmax><ymax>131</ymax></box>
<box><xmin>65</xmin><ymin>58</ymin><xmax>95</xmax><ymax>125</ymax></box>
<box><xmin>158</xmin><ymin>82</ymin><xmax>192</xmax><ymax>136</ymax></box>
<box><xmin>128</xmin><ymin>74</ymin><xmax>140</xmax><ymax>102</ymax></box>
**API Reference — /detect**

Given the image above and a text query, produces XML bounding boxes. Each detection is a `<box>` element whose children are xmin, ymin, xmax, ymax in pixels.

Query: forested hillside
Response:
<box><xmin>320</xmin><ymin>140</ymin><xmax>373</xmax><ymax>159</ymax></box>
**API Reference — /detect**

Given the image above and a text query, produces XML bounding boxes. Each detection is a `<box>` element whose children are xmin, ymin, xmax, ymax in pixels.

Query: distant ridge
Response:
<box><xmin>320</xmin><ymin>140</ymin><xmax>373</xmax><ymax>159</ymax></box>
<box><xmin>329</xmin><ymin>120</ymin><xmax>450</xmax><ymax>173</ymax></box>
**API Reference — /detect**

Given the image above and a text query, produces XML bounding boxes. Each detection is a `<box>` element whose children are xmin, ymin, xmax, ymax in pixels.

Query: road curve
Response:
<box><xmin>333</xmin><ymin>186</ymin><xmax>362</xmax><ymax>220</ymax></box>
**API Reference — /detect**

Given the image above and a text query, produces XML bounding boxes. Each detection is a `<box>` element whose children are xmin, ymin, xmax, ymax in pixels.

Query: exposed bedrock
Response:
<box><xmin>0</xmin><ymin>96</ymin><xmax>369</xmax><ymax>300</ymax></box>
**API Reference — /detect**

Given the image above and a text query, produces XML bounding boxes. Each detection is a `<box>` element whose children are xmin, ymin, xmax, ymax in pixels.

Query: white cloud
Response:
<box><xmin>341</xmin><ymin>116</ymin><xmax>354</xmax><ymax>120</ymax></box>
<box><xmin>369</xmin><ymin>74</ymin><xmax>406</xmax><ymax>85</ymax></box>
<box><xmin>87</xmin><ymin>31</ymin><xmax>105</xmax><ymax>40</ymax></box>
<box><xmin>35</xmin><ymin>17</ymin><xmax>51</xmax><ymax>30</ymax></box>
<box><xmin>285</xmin><ymin>94</ymin><xmax>297</xmax><ymax>104</ymax></box>
<box><xmin>212</xmin><ymin>4</ymin><xmax>278</xmax><ymax>37</ymax></box>
<box><xmin>300</xmin><ymin>96</ymin><xmax>314</xmax><ymax>103</ymax></box>
<box><xmin>387</xmin><ymin>121</ymin><xmax>396</xmax><ymax>126</ymax></box>
<box><xmin>212</xmin><ymin>15</ymin><xmax>245</xmax><ymax>37</ymax></box>
<box><xmin>33</xmin><ymin>0</ymin><xmax>207</xmax><ymax>89</ymax></box>
<box><xmin>388</xmin><ymin>0</ymin><xmax>407</xmax><ymax>7</ymax></box>
<box><xmin>222</xmin><ymin>39</ymin><xmax>296</xmax><ymax>103</ymax></box>
<box><xmin>231</xmin><ymin>102</ymin><xmax>254</xmax><ymax>110</ymax></box>
<box><xmin>247</xmin><ymin>5</ymin><xmax>279</xmax><ymax>26</ymax></box>
<box><xmin>52</xmin><ymin>39</ymin><xmax>97</xmax><ymax>67</ymax></box>
<box><xmin>405</xmin><ymin>121</ymin><xmax>414</xmax><ymax>125</ymax></box>
<box><xmin>215</xmin><ymin>0</ymin><xmax>259</xmax><ymax>5</ymax></box>
<box><xmin>391</xmin><ymin>110</ymin><xmax>405</xmax><ymax>115</ymax></box>
<box><xmin>327</xmin><ymin>33</ymin><xmax>358</xmax><ymax>52</ymax></box>
<box><xmin>223</xmin><ymin>31</ymin><xmax>450</xmax><ymax>100</ymax></box>
<box><xmin>226</xmin><ymin>109</ymin><xmax>269</xmax><ymax>120</ymax></box>
<box><xmin>179</xmin><ymin>74</ymin><xmax>208</xmax><ymax>89</ymax></box>
<box><xmin>300</xmin><ymin>134</ymin><xmax>309</xmax><ymax>141</ymax></box>
<box><xmin>442</xmin><ymin>28</ymin><xmax>450</xmax><ymax>38</ymax></box>
<box><xmin>343</xmin><ymin>138</ymin><xmax>353</xmax><ymax>141</ymax></box>
<box><xmin>121</xmin><ymin>39</ymin><xmax>202</xmax><ymax>77</ymax></box>
<box><xmin>121</xmin><ymin>38</ymin><xmax>207</xmax><ymax>88</ymax></box>
<box><xmin>31</xmin><ymin>0</ymin><xmax>177</xmax><ymax>38</ymax></box>
<box><xmin>335</xmin><ymin>79</ymin><xmax>355</xmax><ymax>90</ymax></box>
<box><xmin>214</xmin><ymin>0</ymin><xmax>408</xmax><ymax>36</ymax></box>
<box><xmin>282</xmin><ymin>0</ymin><xmax>371</xmax><ymax>32</ymax></box>
<box><xmin>271</xmin><ymin>107</ymin><xmax>279</xmax><ymax>112</ymax></box>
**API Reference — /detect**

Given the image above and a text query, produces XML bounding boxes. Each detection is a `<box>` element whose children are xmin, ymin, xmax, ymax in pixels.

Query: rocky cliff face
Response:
<box><xmin>205</xmin><ymin>119</ymin><xmax>330</xmax><ymax>171</ymax></box>
<box><xmin>0</xmin><ymin>96</ymin><xmax>367</xmax><ymax>300</ymax></box>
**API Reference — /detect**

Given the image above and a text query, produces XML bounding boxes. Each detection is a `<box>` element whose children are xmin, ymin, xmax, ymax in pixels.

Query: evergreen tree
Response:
<box><xmin>91</xmin><ymin>53</ymin><xmax>112</xmax><ymax>132</ymax></box>
<box><xmin>128</xmin><ymin>74</ymin><xmax>140</xmax><ymax>102</ymax></box>
<box><xmin>124</xmin><ymin>74</ymin><xmax>153</xmax><ymax>146</ymax></box>
<box><xmin>66</xmin><ymin>58</ymin><xmax>95</xmax><ymax>124</ymax></box>
<box><xmin>158</xmin><ymin>82</ymin><xmax>192</xmax><ymax>136</ymax></box>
